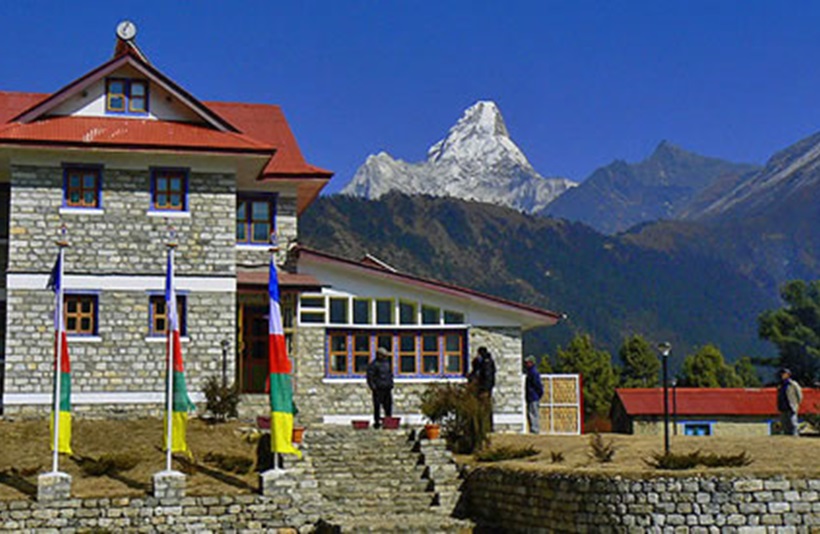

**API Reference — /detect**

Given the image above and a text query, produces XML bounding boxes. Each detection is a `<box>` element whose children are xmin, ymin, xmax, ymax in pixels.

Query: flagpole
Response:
<box><xmin>270</xmin><ymin>232</ymin><xmax>280</xmax><ymax>473</ymax></box>
<box><xmin>52</xmin><ymin>226</ymin><xmax>68</xmax><ymax>473</ymax></box>
<box><xmin>165</xmin><ymin>226</ymin><xmax>176</xmax><ymax>473</ymax></box>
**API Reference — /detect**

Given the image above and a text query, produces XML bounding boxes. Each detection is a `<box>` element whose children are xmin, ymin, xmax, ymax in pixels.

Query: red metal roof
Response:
<box><xmin>0</xmin><ymin>91</ymin><xmax>47</xmax><ymax>124</ymax></box>
<box><xmin>615</xmin><ymin>387</ymin><xmax>820</xmax><ymax>417</ymax></box>
<box><xmin>0</xmin><ymin>116</ymin><xmax>274</xmax><ymax>153</ymax></box>
<box><xmin>206</xmin><ymin>101</ymin><xmax>332</xmax><ymax>178</ymax></box>
<box><xmin>237</xmin><ymin>269</ymin><xmax>322</xmax><ymax>289</ymax></box>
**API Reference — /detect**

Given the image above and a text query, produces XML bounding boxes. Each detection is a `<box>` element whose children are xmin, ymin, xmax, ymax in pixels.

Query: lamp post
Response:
<box><xmin>657</xmin><ymin>342</ymin><xmax>671</xmax><ymax>455</ymax></box>
<box><xmin>671</xmin><ymin>378</ymin><xmax>678</xmax><ymax>436</ymax></box>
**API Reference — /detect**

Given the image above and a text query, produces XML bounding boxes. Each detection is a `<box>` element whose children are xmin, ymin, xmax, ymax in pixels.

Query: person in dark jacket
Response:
<box><xmin>472</xmin><ymin>346</ymin><xmax>496</xmax><ymax>431</ymax></box>
<box><xmin>367</xmin><ymin>347</ymin><xmax>394</xmax><ymax>429</ymax></box>
<box><xmin>524</xmin><ymin>355</ymin><xmax>544</xmax><ymax>434</ymax></box>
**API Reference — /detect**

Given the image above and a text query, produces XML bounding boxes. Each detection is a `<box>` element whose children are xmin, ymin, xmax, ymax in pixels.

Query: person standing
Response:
<box><xmin>474</xmin><ymin>346</ymin><xmax>496</xmax><ymax>431</ymax></box>
<box><xmin>367</xmin><ymin>347</ymin><xmax>394</xmax><ymax>429</ymax></box>
<box><xmin>777</xmin><ymin>368</ymin><xmax>803</xmax><ymax>436</ymax></box>
<box><xmin>524</xmin><ymin>355</ymin><xmax>544</xmax><ymax>434</ymax></box>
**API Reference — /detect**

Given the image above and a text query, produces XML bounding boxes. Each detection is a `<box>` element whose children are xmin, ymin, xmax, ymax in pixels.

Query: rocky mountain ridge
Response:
<box><xmin>341</xmin><ymin>101</ymin><xmax>576</xmax><ymax>213</ymax></box>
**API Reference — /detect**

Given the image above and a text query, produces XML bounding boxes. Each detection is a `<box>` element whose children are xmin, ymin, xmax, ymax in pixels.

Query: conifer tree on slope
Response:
<box><xmin>618</xmin><ymin>334</ymin><xmax>660</xmax><ymax>388</ymax></box>
<box><xmin>556</xmin><ymin>334</ymin><xmax>618</xmax><ymax>419</ymax></box>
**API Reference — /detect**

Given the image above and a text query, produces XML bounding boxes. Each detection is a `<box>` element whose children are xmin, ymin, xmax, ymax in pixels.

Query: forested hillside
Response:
<box><xmin>300</xmin><ymin>193</ymin><xmax>776</xmax><ymax>370</ymax></box>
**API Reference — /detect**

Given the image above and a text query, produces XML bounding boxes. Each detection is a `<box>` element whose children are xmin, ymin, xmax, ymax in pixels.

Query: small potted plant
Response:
<box><xmin>420</xmin><ymin>384</ymin><xmax>451</xmax><ymax>440</ymax></box>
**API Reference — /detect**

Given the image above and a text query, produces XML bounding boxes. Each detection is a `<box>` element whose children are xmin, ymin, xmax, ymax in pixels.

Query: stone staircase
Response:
<box><xmin>302</xmin><ymin>425</ymin><xmax>472</xmax><ymax>532</ymax></box>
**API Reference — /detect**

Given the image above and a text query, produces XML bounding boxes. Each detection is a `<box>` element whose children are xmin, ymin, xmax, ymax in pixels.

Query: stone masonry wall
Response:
<box><xmin>235</xmin><ymin>195</ymin><xmax>297</xmax><ymax>269</ymax></box>
<box><xmin>292</xmin><ymin>325</ymin><xmax>524</xmax><ymax>430</ymax></box>
<box><xmin>634</xmin><ymin>417</ymin><xmax>774</xmax><ymax>437</ymax></box>
<box><xmin>8</xmin><ymin>165</ymin><xmax>235</xmax><ymax>275</ymax></box>
<box><xmin>4</xmin><ymin>163</ymin><xmax>237</xmax><ymax>415</ymax></box>
<box><xmin>464</xmin><ymin>467</ymin><xmax>820</xmax><ymax>532</ymax></box>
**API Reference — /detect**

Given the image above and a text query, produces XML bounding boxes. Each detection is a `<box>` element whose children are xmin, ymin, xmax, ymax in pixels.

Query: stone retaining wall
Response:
<box><xmin>462</xmin><ymin>467</ymin><xmax>820</xmax><ymax>532</ymax></box>
<box><xmin>0</xmin><ymin>492</ymin><xmax>319</xmax><ymax>532</ymax></box>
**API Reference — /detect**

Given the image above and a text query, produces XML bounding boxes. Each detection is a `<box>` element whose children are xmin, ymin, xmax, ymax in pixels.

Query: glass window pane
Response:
<box><xmin>331</xmin><ymin>355</ymin><xmax>347</xmax><ymax>373</ymax></box>
<box><xmin>354</xmin><ymin>355</ymin><xmax>369</xmax><ymax>374</ymax></box>
<box><xmin>446</xmin><ymin>355</ymin><xmax>461</xmax><ymax>373</ymax></box>
<box><xmin>376</xmin><ymin>300</ymin><xmax>393</xmax><ymax>325</ymax></box>
<box><xmin>329</xmin><ymin>298</ymin><xmax>348</xmax><ymax>324</ymax></box>
<box><xmin>400</xmin><ymin>355</ymin><xmax>416</xmax><ymax>373</ymax></box>
<box><xmin>67</xmin><ymin>300</ymin><xmax>77</xmax><ymax>313</ymax></box>
<box><xmin>422</xmin><ymin>306</ymin><xmax>440</xmax><ymax>325</ymax></box>
<box><xmin>330</xmin><ymin>336</ymin><xmax>346</xmax><ymax>352</ymax></box>
<box><xmin>83</xmin><ymin>192</ymin><xmax>95</xmax><ymax>205</ymax></box>
<box><xmin>236</xmin><ymin>223</ymin><xmax>246</xmax><ymax>241</ymax></box>
<box><xmin>69</xmin><ymin>175</ymin><xmax>81</xmax><ymax>187</ymax></box>
<box><xmin>170</xmin><ymin>177</ymin><xmax>182</xmax><ymax>192</ymax></box>
<box><xmin>399</xmin><ymin>335</ymin><xmax>415</xmax><ymax>352</ymax></box>
<box><xmin>399</xmin><ymin>302</ymin><xmax>416</xmax><ymax>324</ymax></box>
<box><xmin>423</xmin><ymin>355</ymin><xmax>439</xmax><ymax>373</ymax></box>
<box><xmin>300</xmin><ymin>312</ymin><xmax>324</xmax><ymax>324</ymax></box>
<box><xmin>252</xmin><ymin>222</ymin><xmax>270</xmax><ymax>242</ymax></box>
<box><xmin>445</xmin><ymin>335</ymin><xmax>460</xmax><ymax>352</ymax></box>
<box><xmin>81</xmin><ymin>301</ymin><xmax>92</xmax><ymax>313</ymax></box>
<box><xmin>109</xmin><ymin>96</ymin><xmax>124</xmax><ymax>110</ymax></box>
<box><xmin>67</xmin><ymin>318</ymin><xmax>77</xmax><ymax>330</ymax></box>
<box><xmin>300</xmin><ymin>297</ymin><xmax>324</xmax><ymax>308</ymax></box>
<box><xmin>156</xmin><ymin>194</ymin><xmax>167</xmax><ymax>207</ymax></box>
<box><xmin>422</xmin><ymin>334</ymin><xmax>438</xmax><ymax>352</ymax></box>
<box><xmin>109</xmin><ymin>81</ymin><xmax>124</xmax><ymax>93</ymax></box>
<box><xmin>251</xmin><ymin>201</ymin><xmax>270</xmax><ymax>221</ymax></box>
<box><xmin>83</xmin><ymin>174</ymin><xmax>96</xmax><ymax>188</ymax></box>
<box><xmin>170</xmin><ymin>194</ymin><xmax>181</xmax><ymax>207</ymax></box>
<box><xmin>131</xmin><ymin>82</ymin><xmax>145</xmax><ymax>96</ymax></box>
<box><xmin>156</xmin><ymin>318</ymin><xmax>166</xmax><ymax>333</ymax></box>
<box><xmin>236</xmin><ymin>202</ymin><xmax>246</xmax><ymax>219</ymax></box>
<box><xmin>353</xmin><ymin>299</ymin><xmax>370</xmax><ymax>324</ymax></box>
<box><xmin>130</xmin><ymin>97</ymin><xmax>145</xmax><ymax>111</ymax></box>
<box><xmin>157</xmin><ymin>177</ymin><xmax>167</xmax><ymax>191</ymax></box>
<box><xmin>354</xmin><ymin>335</ymin><xmax>369</xmax><ymax>352</ymax></box>
<box><xmin>80</xmin><ymin>318</ymin><xmax>91</xmax><ymax>331</ymax></box>
<box><xmin>444</xmin><ymin>310</ymin><xmax>465</xmax><ymax>324</ymax></box>
<box><xmin>69</xmin><ymin>192</ymin><xmax>81</xmax><ymax>204</ymax></box>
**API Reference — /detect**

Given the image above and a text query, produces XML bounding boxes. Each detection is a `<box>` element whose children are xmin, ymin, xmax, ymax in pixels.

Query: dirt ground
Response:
<box><xmin>0</xmin><ymin>418</ymin><xmax>817</xmax><ymax>501</ymax></box>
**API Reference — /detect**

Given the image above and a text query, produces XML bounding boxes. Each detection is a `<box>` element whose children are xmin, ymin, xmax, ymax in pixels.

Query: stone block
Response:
<box><xmin>152</xmin><ymin>470</ymin><xmax>186</xmax><ymax>500</ymax></box>
<box><xmin>37</xmin><ymin>471</ymin><xmax>72</xmax><ymax>502</ymax></box>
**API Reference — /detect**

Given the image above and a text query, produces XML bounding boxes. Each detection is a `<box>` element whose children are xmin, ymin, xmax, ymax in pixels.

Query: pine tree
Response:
<box><xmin>734</xmin><ymin>356</ymin><xmax>762</xmax><ymax>387</ymax></box>
<box><xmin>555</xmin><ymin>334</ymin><xmax>618</xmax><ymax>419</ymax></box>
<box><xmin>619</xmin><ymin>334</ymin><xmax>660</xmax><ymax>388</ymax></box>
<box><xmin>680</xmin><ymin>344</ymin><xmax>743</xmax><ymax>387</ymax></box>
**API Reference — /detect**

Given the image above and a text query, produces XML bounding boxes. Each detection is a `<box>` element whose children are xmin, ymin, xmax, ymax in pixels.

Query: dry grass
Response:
<box><xmin>1</xmin><ymin>419</ymin><xmax>817</xmax><ymax>501</ymax></box>
<box><xmin>0</xmin><ymin>418</ymin><xmax>262</xmax><ymax>501</ymax></box>
<box><xmin>458</xmin><ymin>432</ymin><xmax>820</xmax><ymax>479</ymax></box>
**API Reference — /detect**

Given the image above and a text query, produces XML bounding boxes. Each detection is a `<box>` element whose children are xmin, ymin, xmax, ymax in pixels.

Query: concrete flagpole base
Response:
<box><xmin>152</xmin><ymin>470</ymin><xmax>186</xmax><ymax>499</ymax></box>
<box><xmin>37</xmin><ymin>471</ymin><xmax>72</xmax><ymax>502</ymax></box>
<box><xmin>260</xmin><ymin>468</ymin><xmax>296</xmax><ymax>496</ymax></box>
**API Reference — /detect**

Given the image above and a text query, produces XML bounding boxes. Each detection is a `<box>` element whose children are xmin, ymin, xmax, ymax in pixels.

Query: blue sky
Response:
<box><xmin>3</xmin><ymin>1</ymin><xmax>820</xmax><ymax>193</ymax></box>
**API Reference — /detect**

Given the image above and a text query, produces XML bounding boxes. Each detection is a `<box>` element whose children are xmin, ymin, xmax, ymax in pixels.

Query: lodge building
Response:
<box><xmin>0</xmin><ymin>30</ymin><xmax>562</xmax><ymax>431</ymax></box>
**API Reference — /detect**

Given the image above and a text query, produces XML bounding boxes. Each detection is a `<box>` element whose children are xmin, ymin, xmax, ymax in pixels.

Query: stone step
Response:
<box><xmin>316</xmin><ymin>513</ymin><xmax>474</xmax><ymax>533</ymax></box>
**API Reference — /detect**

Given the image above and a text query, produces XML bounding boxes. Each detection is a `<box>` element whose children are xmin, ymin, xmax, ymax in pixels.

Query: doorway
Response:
<box><xmin>240</xmin><ymin>306</ymin><xmax>268</xmax><ymax>393</ymax></box>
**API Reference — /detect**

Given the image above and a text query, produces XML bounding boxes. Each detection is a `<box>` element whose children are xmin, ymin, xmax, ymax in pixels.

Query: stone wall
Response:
<box><xmin>633</xmin><ymin>417</ymin><xmax>773</xmax><ymax>437</ymax></box>
<box><xmin>235</xmin><ymin>195</ymin><xmax>297</xmax><ymax>268</ymax></box>
<box><xmin>463</xmin><ymin>467</ymin><xmax>820</xmax><ymax>532</ymax></box>
<box><xmin>291</xmin><ymin>325</ymin><xmax>524</xmax><ymax>430</ymax></box>
<box><xmin>0</xmin><ymin>492</ymin><xmax>319</xmax><ymax>532</ymax></box>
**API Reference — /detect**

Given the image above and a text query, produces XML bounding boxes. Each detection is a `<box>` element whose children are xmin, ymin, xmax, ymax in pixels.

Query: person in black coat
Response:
<box><xmin>367</xmin><ymin>347</ymin><xmax>394</xmax><ymax>429</ymax></box>
<box><xmin>472</xmin><ymin>346</ymin><xmax>496</xmax><ymax>431</ymax></box>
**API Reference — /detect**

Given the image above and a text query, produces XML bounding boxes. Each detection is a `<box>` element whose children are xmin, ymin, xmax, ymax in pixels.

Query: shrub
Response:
<box><xmin>420</xmin><ymin>382</ymin><xmax>490</xmax><ymax>454</ymax></box>
<box><xmin>550</xmin><ymin>451</ymin><xmax>565</xmax><ymax>464</ymax></box>
<box><xmin>588</xmin><ymin>432</ymin><xmax>616</xmax><ymax>463</ymax></box>
<box><xmin>202</xmin><ymin>375</ymin><xmax>240</xmax><ymax>422</ymax></box>
<box><xmin>645</xmin><ymin>450</ymin><xmax>753</xmax><ymax>470</ymax></box>
<box><xmin>73</xmin><ymin>453</ymin><xmax>139</xmax><ymax>477</ymax></box>
<box><xmin>475</xmin><ymin>445</ymin><xmax>538</xmax><ymax>462</ymax></box>
<box><xmin>203</xmin><ymin>451</ymin><xmax>254</xmax><ymax>474</ymax></box>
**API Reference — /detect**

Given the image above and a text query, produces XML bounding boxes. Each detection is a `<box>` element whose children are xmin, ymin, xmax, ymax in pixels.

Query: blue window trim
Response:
<box><xmin>149</xmin><ymin>167</ymin><xmax>189</xmax><ymax>213</ymax></box>
<box><xmin>105</xmin><ymin>77</ymin><xmax>149</xmax><ymax>116</ymax></box>
<box><xmin>681</xmin><ymin>421</ymin><xmax>714</xmax><ymax>436</ymax></box>
<box><xmin>325</xmin><ymin>329</ymin><xmax>468</xmax><ymax>379</ymax></box>
<box><xmin>62</xmin><ymin>164</ymin><xmax>103</xmax><ymax>209</ymax></box>
<box><xmin>147</xmin><ymin>291</ymin><xmax>188</xmax><ymax>337</ymax></box>
<box><xmin>62</xmin><ymin>291</ymin><xmax>100</xmax><ymax>336</ymax></box>
<box><xmin>236</xmin><ymin>193</ymin><xmax>278</xmax><ymax>245</ymax></box>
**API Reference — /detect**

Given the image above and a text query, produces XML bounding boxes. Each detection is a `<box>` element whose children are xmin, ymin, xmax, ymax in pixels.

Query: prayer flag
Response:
<box><xmin>48</xmin><ymin>253</ymin><xmax>72</xmax><ymax>455</ymax></box>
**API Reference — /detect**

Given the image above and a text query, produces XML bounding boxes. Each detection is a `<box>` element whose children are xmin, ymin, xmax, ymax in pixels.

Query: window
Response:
<box><xmin>376</xmin><ymin>299</ymin><xmax>394</xmax><ymax>325</ymax></box>
<box><xmin>399</xmin><ymin>301</ymin><xmax>417</xmax><ymax>325</ymax></box>
<box><xmin>422</xmin><ymin>305</ymin><xmax>440</xmax><ymax>325</ymax></box>
<box><xmin>63</xmin><ymin>166</ymin><xmax>102</xmax><ymax>208</ymax></box>
<box><xmin>149</xmin><ymin>295</ymin><xmax>187</xmax><ymax>337</ymax></box>
<box><xmin>683</xmin><ymin>423</ymin><xmax>712</xmax><ymax>436</ymax></box>
<box><xmin>329</xmin><ymin>298</ymin><xmax>348</xmax><ymax>324</ymax></box>
<box><xmin>64</xmin><ymin>295</ymin><xmax>97</xmax><ymax>335</ymax></box>
<box><xmin>444</xmin><ymin>310</ymin><xmax>465</xmax><ymax>324</ymax></box>
<box><xmin>353</xmin><ymin>299</ymin><xmax>371</xmax><ymax>325</ymax></box>
<box><xmin>106</xmin><ymin>78</ymin><xmax>148</xmax><ymax>113</ymax></box>
<box><xmin>299</xmin><ymin>295</ymin><xmax>325</xmax><ymax>324</ymax></box>
<box><xmin>325</xmin><ymin>330</ymin><xmax>466</xmax><ymax>378</ymax></box>
<box><xmin>151</xmin><ymin>168</ymin><xmax>188</xmax><ymax>211</ymax></box>
<box><xmin>236</xmin><ymin>195</ymin><xmax>277</xmax><ymax>244</ymax></box>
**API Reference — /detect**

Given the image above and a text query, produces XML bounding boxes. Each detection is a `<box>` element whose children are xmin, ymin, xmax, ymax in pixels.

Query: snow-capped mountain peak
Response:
<box><xmin>342</xmin><ymin>100</ymin><xmax>576</xmax><ymax>213</ymax></box>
